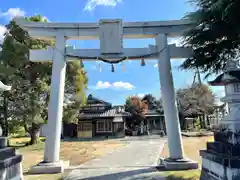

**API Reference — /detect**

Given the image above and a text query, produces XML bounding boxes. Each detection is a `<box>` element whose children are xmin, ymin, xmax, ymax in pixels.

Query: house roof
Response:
<box><xmin>87</xmin><ymin>94</ymin><xmax>112</xmax><ymax>106</ymax></box>
<box><xmin>144</xmin><ymin>109</ymin><xmax>163</xmax><ymax>117</ymax></box>
<box><xmin>79</xmin><ymin>107</ymin><xmax>131</xmax><ymax>119</ymax></box>
<box><xmin>208</xmin><ymin>70</ymin><xmax>240</xmax><ymax>86</ymax></box>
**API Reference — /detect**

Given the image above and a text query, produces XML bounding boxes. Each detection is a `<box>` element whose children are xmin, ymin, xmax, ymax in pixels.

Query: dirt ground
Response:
<box><xmin>161</xmin><ymin>136</ymin><xmax>213</xmax><ymax>163</ymax></box>
<box><xmin>10</xmin><ymin>137</ymin><xmax>126</xmax><ymax>180</ymax></box>
<box><xmin>161</xmin><ymin>136</ymin><xmax>214</xmax><ymax>180</ymax></box>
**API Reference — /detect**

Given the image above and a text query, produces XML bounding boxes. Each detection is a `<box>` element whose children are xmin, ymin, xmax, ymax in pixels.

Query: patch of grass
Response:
<box><xmin>9</xmin><ymin>136</ymin><xmax>125</xmax><ymax>180</ymax></box>
<box><xmin>164</xmin><ymin>170</ymin><xmax>200</xmax><ymax>180</ymax></box>
<box><xmin>161</xmin><ymin>136</ymin><xmax>214</xmax><ymax>180</ymax></box>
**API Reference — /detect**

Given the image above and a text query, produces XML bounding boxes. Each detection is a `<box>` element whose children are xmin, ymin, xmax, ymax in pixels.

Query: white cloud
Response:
<box><xmin>0</xmin><ymin>8</ymin><xmax>25</xmax><ymax>20</ymax></box>
<box><xmin>84</xmin><ymin>0</ymin><xmax>122</xmax><ymax>12</ymax></box>
<box><xmin>94</xmin><ymin>80</ymin><xmax>135</xmax><ymax>90</ymax></box>
<box><xmin>0</xmin><ymin>25</ymin><xmax>6</xmax><ymax>44</ymax></box>
<box><xmin>96</xmin><ymin>81</ymin><xmax>112</xmax><ymax>89</ymax></box>
<box><xmin>154</xmin><ymin>63</ymin><xmax>158</xmax><ymax>68</ymax></box>
<box><xmin>112</xmin><ymin>81</ymin><xmax>135</xmax><ymax>90</ymax></box>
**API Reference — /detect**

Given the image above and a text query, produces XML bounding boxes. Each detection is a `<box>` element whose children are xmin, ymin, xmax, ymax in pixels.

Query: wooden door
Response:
<box><xmin>77</xmin><ymin>122</ymin><xmax>93</xmax><ymax>138</ymax></box>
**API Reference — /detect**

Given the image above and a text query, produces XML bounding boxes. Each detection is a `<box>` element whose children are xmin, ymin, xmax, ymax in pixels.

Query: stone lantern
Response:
<box><xmin>0</xmin><ymin>81</ymin><xmax>23</xmax><ymax>179</ymax></box>
<box><xmin>0</xmin><ymin>81</ymin><xmax>11</xmax><ymax>148</ymax></box>
<box><xmin>200</xmin><ymin>60</ymin><xmax>240</xmax><ymax>180</ymax></box>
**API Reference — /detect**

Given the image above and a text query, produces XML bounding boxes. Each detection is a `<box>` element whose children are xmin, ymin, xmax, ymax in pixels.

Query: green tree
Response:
<box><xmin>63</xmin><ymin>61</ymin><xmax>88</xmax><ymax>124</ymax></box>
<box><xmin>181</xmin><ymin>0</ymin><xmax>240</xmax><ymax>75</ymax></box>
<box><xmin>0</xmin><ymin>15</ymin><xmax>88</xmax><ymax>145</ymax></box>
<box><xmin>142</xmin><ymin>94</ymin><xmax>157</xmax><ymax>110</ymax></box>
<box><xmin>176</xmin><ymin>84</ymin><xmax>215</xmax><ymax>129</ymax></box>
<box><xmin>0</xmin><ymin>15</ymin><xmax>52</xmax><ymax>144</ymax></box>
<box><xmin>141</xmin><ymin>94</ymin><xmax>163</xmax><ymax>113</ymax></box>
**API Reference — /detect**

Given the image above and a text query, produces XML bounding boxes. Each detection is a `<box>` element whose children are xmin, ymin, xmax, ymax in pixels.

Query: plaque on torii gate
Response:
<box><xmin>99</xmin><ymin>19</ymin><xmax>123</xmax><ymax>55</ymax></box>
<box><xmin>15</xmin><ymin>18</ymin><xmax>198</xmax><ymax>174</ymax></box>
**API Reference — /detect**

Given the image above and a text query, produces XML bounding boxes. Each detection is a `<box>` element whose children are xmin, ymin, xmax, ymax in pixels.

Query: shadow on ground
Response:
<box><xmin>65</xmin><ymin>167</ymin><xmax>165</xmax><ymax>180</ymax></box>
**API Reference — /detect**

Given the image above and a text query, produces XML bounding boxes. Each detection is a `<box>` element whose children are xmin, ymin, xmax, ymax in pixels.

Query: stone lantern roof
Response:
<box><xmin>208</xmin><ymin>60</ymin><xmax>240</xmax><ymax>86</ymax></box>
<box><xmin>0</xmin><ymin>81</ymin><xmax>11</xmax><ymax>91</ymax></box>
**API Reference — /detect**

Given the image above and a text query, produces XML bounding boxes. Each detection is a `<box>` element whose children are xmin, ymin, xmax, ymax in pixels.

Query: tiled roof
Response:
<box><xmin>208</xmin><ymin>70</ymin><xmax>240</xmax><ymax>86</ymax></box>
<box><xmin>79</xmin><ymin>108</ymin><xmax>131</xmax><ymax>118</ymax></box>
<box><xmin>87</xmin><ymin>94</ymin><xmax>111</xmax><ymax>106</ymax></box>
<box><xmin>144</xmin><ymin>110</ymin><xmax>163</xmax><ymax>117</ymax></box>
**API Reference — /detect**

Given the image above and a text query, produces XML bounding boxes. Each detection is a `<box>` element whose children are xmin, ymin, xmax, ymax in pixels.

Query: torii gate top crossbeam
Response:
<box><xmin>15</xmin><ymin>18</ymin><xmax>194</xmax><ymax>40</ymax></box>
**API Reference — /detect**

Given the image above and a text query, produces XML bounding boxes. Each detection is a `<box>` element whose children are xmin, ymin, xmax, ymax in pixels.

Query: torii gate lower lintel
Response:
<box><xmin>16</xmin><ymin>18</ymin><xmax>198</xmax><ymax>173</ymax></box>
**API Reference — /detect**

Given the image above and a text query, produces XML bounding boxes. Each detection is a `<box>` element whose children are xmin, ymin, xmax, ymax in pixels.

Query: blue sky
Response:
<box><xmin>0</xmin><ymin>0</ymin><xmax>224</xmax><ymax>105</ymax></box>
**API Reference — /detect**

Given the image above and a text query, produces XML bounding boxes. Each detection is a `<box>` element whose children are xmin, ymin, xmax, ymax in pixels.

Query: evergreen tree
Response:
<box><xmin>182</xmin><ymin>0</ymin><xmax>240</xmax><ymax>76</ymax></box>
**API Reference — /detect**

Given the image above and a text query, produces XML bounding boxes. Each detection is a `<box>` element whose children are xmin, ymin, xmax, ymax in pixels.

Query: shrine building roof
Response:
<box><xmin>208</xmin><ymin>70</ymin><xmax>240</xmax><ymax>86</ymax></box>
<box><xmin>79</xmin><ymin>106</ymin><xmax>131</xmax><ymax>119</ymax></box>
<box><xmin>79</xmin><ymin>94</ymin><xmax>131</xmax><ymax>118</ymax></box>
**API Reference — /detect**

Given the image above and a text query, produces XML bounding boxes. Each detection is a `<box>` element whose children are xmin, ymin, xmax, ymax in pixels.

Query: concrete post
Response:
<box><xmin>44</xmin><ymin>33</ymin><xmax>66</xmax><ymax>163</ymax></box>
<box><xmin>155</xmin><ymin>34</ymin><xmax>184</xmax><ymax>160</ymax></box>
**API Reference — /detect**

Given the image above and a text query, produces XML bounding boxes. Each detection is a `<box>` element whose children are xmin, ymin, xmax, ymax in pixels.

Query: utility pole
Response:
<box><xmin>192</xmin><ymin>67</ymin><xmax>202</xmax><ymax>86</ymax></box>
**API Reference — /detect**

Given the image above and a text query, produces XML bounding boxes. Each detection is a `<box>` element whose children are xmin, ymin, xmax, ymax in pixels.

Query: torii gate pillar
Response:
<box><xmin>155</xmin><ymin>34</ymin><xmax>198</xmax><ymax>169</ymax></box>
<box><xmin>156</xmin><ymin>34</ymin><xmax>184</xmax><ymax>159</ymax></box>
<box><xmin>29</xmin><ymin>33</ymin><xmax>68</xmax><ymax>174</ymax></box>
<box><xmin>44</xmin><ymin>33</ymin><xmax>66</xmax><ymax>163</ymax></box>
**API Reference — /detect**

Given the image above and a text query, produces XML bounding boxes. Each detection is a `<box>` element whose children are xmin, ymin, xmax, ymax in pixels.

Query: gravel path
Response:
<box><xmin>64</xmin><ymin>138</ymin><xmax>166</xmax><ymax>180</ymax></box>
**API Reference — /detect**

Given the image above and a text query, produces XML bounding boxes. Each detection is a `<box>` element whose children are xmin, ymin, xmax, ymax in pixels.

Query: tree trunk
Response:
<box><xmin>206</xmin><ymin>115</ymin><xmax>210</xmax><ymax>126</ymax></box>
<box><xmin>29</xmin><ymin>131</ymin><xmax>39</xmax><ymax>145</ymax></box>
<box><xmin>28</xmin><ymin>123</ymin><xmax>40</xmax><ymax>145</ymax></box>
<box><xmin>179</xmin><ymin>112</ymin><xmax>186</xmax><ymax>130</ymax></box>
<box><xmin>201</xmin><ymin>114</ymin><xmax>206</xmax><ymax>129</ymax></box>
<box><xmin>199</xmin><ymin>115</ymin><xmax>205</xmax><ymax>129</ymax></box>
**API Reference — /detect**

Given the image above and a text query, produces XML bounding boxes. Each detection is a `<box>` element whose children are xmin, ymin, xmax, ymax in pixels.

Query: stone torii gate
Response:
<box><xmin>16</xmin><ymin>18</ymin><xmax>198</xmax><ymax>173</ymax></box>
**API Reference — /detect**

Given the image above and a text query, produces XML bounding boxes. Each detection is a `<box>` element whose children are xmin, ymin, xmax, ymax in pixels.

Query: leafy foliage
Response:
<box><xmin>63</xmin><ymin>61</ymin><xmax>88</xmax><ymax>124</ymax></box>
<box><xmin>177</xmin><ymin>84</ymin><xmax>215</xmax><ymax>117</ymax></box>
<box><xmin>0</xmin><ymin>16</ymin><xmax>52</xmax><ymax>143</ymax></box>
<box><xmin>182</xmin><ymin>0</ymin><xmax>240</xmax><ymax>76</ymax></box>
<box><xmin>142</xmin><ymin>94</ymin><xmax>163</xmax><ymax>113</ymax></box>
<box><xmin>0</xmin><ymin>15</ymin><xmax>88</xmax><ymax>144</ymax></box>
<box><xmin>125</xmin><ymin>96</ymin><xmax>148</xmax><ymax>129</ymax></box>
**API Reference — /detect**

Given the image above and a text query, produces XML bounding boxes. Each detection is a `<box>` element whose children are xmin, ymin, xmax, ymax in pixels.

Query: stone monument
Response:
<box><xmin>0</xmin><ymin>81</ymin><xmax>23</xmax><ymax>180</ymax></box>
<box><xmin>200</xmin><ymin>60</ymin><xmax>240</xmax><ymax>180</ymax></box>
